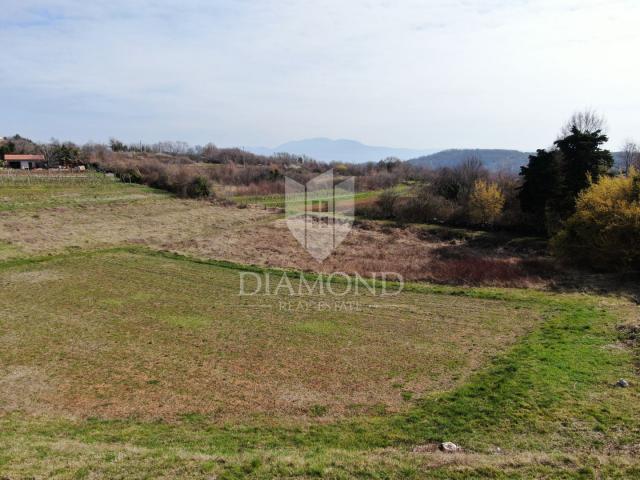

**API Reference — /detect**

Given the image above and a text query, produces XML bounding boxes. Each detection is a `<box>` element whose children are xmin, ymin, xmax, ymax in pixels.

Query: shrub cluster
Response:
<box><xmin>360</xmin><ymin>158</ymin><xmax>516</xmax><ymax>229</ymax></box>
<box><xmin>90</xmin><ymin>152</ymin><xmax>212</xmax><ymax>199</ymax></box>
<box><xmin>552</xmin><ymin>172</ymin><xmax>640</xmax><ymax>271</ymax></box>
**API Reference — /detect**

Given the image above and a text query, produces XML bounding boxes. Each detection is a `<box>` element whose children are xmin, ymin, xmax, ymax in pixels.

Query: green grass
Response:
<box><xmin>229</xmin><ymin>192</ymin><xmax>286</xmax><ymax>208</ymax></box>
<box><xmin>0</xmin><ymin>248</ymin><xmax>638</xmax><ymax>478</ymax></box>
<box><xmin>0</xmin><ymin>173</ymin><xmax>165</xmax><ymax>211</ymax></box>
<box><xmin>0</xmin><ymin>240</ymin><xmax>22</xmax><ymax>260</ymax></box>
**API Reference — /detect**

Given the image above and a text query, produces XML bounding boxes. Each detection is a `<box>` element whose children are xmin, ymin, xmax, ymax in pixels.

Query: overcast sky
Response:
<box><xmin>1</xmin><ymin>0</ymin><xmax>639</xmax><ymax>150</ymax></box>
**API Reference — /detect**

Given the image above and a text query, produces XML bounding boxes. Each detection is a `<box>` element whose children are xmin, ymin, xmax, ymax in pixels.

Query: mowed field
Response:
<box><xmin>0</xmin><ymin>250</ymin><xmax>539</xmax><ymax>422</ymax></box>
<box><xmin>0</xmin><ymin>173</ymin><xmax>163</xmax><ymax>212</ymax></box>
<box><xmin>1</xmin><ymin>176</ymin><xmax>639</xmax><ymax>478</ymax></box>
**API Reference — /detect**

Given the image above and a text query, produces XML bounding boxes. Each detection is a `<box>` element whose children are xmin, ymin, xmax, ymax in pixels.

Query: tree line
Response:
<box><xmin>3</xmin><ymin>112</ymin><xmax>639</xmax><ymax>271</ymax></box>
<box><xmin>519</xmin><ymin>111</ymin><xmax>640</xmax><ymax>270</ymax></box>
<box><xmin>362</xmin><ymin>110</ymin><xmax>640</xmax><ymax>271</ymax></box>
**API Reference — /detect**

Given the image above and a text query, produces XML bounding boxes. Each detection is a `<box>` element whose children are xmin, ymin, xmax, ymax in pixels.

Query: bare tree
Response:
<box><xmin>38</xmin><ymin>138</ymin><xmax>61</xmax><ymax>167</ymax></box>
<box><xmin>560</xmin><ymin>109</ymin><xmax>608</xmax><ymax>138</ymax></box>
<box><xmin>621</xmin><ymin>140</ymin><xmax>640</xmax><ymax>174</ymax></box>
<box><xmin>375</xmin><ymin>188</ymin><xmax>399</xmax><ymax>219</ymax></box>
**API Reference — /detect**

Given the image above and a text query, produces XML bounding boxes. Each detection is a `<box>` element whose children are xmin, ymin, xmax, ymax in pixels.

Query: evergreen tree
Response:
<box><xmin>518</xmin><ymin>149</ymin><xmax>562</xmax><ymax>228</ymax></box>
<box><xmin>554</xmin><ymin>126</ymin><xmax>613</xmax><ymax>214</ymax></box>
<box><xmin>518</xmin><ymin>120</ymin><xmax>614</xmax><ymax>234</ymax></box>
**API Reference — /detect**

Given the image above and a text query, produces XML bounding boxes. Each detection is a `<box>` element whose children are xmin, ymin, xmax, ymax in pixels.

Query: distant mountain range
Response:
<box><xmin>247</xmin><ymin>138</ymin><xmax>437</xmax><ymax>164</ymax></box>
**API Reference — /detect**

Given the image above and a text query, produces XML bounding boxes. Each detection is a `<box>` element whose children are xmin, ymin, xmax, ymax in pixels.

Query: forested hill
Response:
<box><xmin>408</xmin><ymin>148</ymin><xmax>628</xmax><ymax>172</ymax></box>
<box><xmin>407</xmin><ymin>149</ymin><xmax>530</xmax><ymax>172</ymax></box>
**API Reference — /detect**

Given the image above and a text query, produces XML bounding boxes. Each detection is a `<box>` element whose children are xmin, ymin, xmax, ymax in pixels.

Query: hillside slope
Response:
<box><xmin>408</xmin><ymin>149</ymin><xmax>530</xmax><ymax>172</ymax></box>
<box><xmin>409</xmin><ymin>149</ymin><xmax>628</xmax><ymax>172</ymax></box>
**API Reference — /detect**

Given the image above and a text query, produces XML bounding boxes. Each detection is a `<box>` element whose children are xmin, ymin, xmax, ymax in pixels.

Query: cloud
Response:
<box><xmin>1</xmin><ymin>0</ymin><xmax>639</xmax><ymax>149</ymax></box>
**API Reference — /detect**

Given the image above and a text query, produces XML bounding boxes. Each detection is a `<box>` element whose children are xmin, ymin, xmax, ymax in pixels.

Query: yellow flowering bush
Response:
<box><xmin>552</xmin><ymin>171</ymin><xmax>640</xmax><ymax>270</ymax></box>
<box><xmin>468</xmin><ymin>179</ymin><xmax>505</xmax><ymax>225</ymax></box>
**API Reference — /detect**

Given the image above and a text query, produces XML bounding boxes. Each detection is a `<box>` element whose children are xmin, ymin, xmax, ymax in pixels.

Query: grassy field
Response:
<box><xmin>0</xmin><ymin>248</ymin><xmax>639</xmax><ymax>478</ymax></box>
<box><xmin>0</xmin><ymin>176</ymin><xmax>272</xmax><ymax>261</ymax></box>
<box><xmin>0</xmin><ymin>177</ymin><xmax>639</xmax><ymax>478</ymax></box>
<box><xmin>0</xmin><ymin>248</ymin><xmax>539</xmax><ymax>422</ymax></box>
<box><xmin>0</xmin><ymin>172</ymin><xmax>164</xmax><ymax>212</ymax></box>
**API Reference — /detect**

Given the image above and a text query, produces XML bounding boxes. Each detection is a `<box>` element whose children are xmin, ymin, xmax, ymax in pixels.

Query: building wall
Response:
<box><xmin>4</xmin><ymin>159</ymin><xmax>47</xmax><ymax>169</ymax></box>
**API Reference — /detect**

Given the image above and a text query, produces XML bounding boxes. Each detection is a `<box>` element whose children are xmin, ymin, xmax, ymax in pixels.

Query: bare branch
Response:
<box><xmin>560</xmin><ymin>109</ymin><xmax>608</xmax><ymax>138</ymax></box>
<box><xmin>621</xmin><ymin>140</ymin><xmax>640</xmax><ymax>175</ymax></box>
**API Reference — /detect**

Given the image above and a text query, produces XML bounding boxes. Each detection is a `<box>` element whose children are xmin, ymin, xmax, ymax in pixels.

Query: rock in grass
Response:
<box><xmin>616</xmin><ymin>378</ymin><xmax>630</xmax><ymax>388</ymax></box>
<box><xmin>439</xmin><ymin>442</ymin><xmax>460</xmax><ymax>453</ymax></box>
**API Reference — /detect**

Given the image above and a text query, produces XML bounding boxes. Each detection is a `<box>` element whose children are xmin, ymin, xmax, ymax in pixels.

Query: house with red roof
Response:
<box><xmin>3</xmin><ymin>154</ymin><xmax>47</xmax><ymax>169</ymax></box>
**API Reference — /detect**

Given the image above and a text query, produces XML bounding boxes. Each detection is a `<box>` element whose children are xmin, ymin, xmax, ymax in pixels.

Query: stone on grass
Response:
<box><xmin>616</xmin><ymin>378</ymin><xmax>630</xmax><ymax>388</ymax></box>
<box><xmin>439</xmin><ymin>442</ymin><xmax>460</xmax><ymax>453</ymax></box>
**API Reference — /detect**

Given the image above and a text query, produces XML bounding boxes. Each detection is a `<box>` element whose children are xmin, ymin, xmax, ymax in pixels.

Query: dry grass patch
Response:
<box><xmin>0</xmin><ymin>203</ymin><xmax>546</xmax><ymax>286</ymax></box>
<box><xmin>0</xmin><ymin>197</ymin><xmax>271</xmax><ymax>257</ymax></box>
<box><xmin>0</xmin><ymin>178</ymin><xmax>548</xmax><ymax>287</ymax></box>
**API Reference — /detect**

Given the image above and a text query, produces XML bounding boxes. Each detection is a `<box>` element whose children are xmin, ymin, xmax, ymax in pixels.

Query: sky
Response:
<box><xmin>1</xmin><ymin>0</ymin><xmax>639</xmax><ymax>151</ymax></box>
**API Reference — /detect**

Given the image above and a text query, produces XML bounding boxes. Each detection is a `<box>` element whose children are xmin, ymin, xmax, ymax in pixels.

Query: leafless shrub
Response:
<box><xmin>89</xmin><ymin>152</ymin><xmax>212</xmax><ymax>198</ymax></box>
<box><xmin>433</xmin><ymin>156</ymin><xmax>488</xmax><ymax>202</ymax></box>
<box><xmin>396</xmin><ymin>189</ymin><xmax>459</xmax><ymax>224</ymax></box>
<box><xmin>375</xmin><ymin>189</ymin><xmax>400</xmax><ymax>219</ymax></box>
<box><xmin>621</xmin><ymin>141</ymin><xmax>640</xmax><ymax>175</ymax></box>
